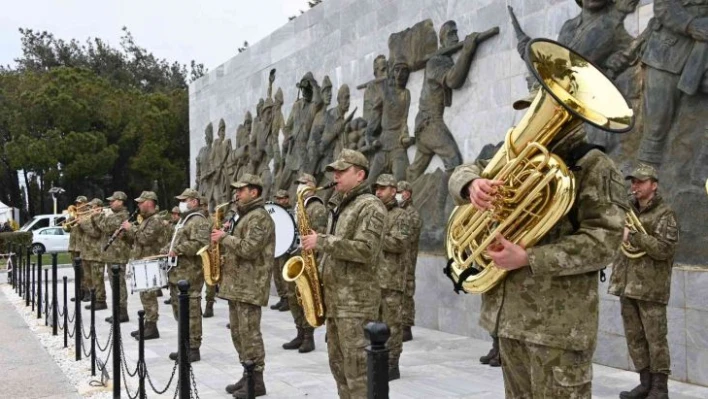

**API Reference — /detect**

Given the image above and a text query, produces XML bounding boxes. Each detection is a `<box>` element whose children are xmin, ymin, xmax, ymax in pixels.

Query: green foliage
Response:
<box><xmin>0</xmin><ymin>231</ymin><xmax>33</xmax><ymax>249</ymax></box>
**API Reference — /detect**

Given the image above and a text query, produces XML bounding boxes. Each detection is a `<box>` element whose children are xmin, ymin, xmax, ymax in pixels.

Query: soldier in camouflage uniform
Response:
<box><xmin>396</xmin><ymin>181</ymin><xmax>422</xmax><ymax>342</ymax></box>
<box><xmin>163</xmin><ymin>206</ymin><xmax>181</xmax><ymax>307</ymax></box>
<box><xmin>93</xmin><ymin>191</ymin><xmax>132</xmax><ymax>323</ymax></box>
<box><xmin>449</xmin><ymin>125</ymin><xmax>627</xmax><ymax>398</ymax></box>
<box><xmin>374</xmin><ymin>174</ymin><xmax>411</xmax><ymax>381</ymax></box>
<box><xmin>163</xmin><ymin>188</ymin><xmax>210</xmax><ymax>362</ymax></box>
<box><xmin>270</xmin><ymin>190</ymin><xmax>291</xmax><ymax>312</ymax></box>
<box><xmin>609</xmin><ymin>164</ymin><xmax>678</xmax><ymax>399</ymax></box>
<box><xmin>122</xmin><ymin>191</ymin><xmax>169</xmax><ymax>340</ymax></box>
<box><xmin>212</xmin><ymin>174</ymin><xmax>275</xmax><ymax>399</ymax></box>
<box><xmin>68</xmin><ymin>196</ymin><xmax>90</xmax><ymax>302</ymax></box>
<box><xmin>282</xmin><ymin>173</ymin><xmax>328</xmax><ymax>354</ymax></box>
<box><xmin>302</xmin><ymin>149</ymin><xmax>386</xmax><ymax>399</ymax></box>
<box><xmin>80</xmin><ymin>199</ymin><xmax>108</xmax><ymax>310</ymax></box>
<box><xmin>200</xmin><ymin>196</ymin><xmax>217</xmax><ymax>318</ymax></box>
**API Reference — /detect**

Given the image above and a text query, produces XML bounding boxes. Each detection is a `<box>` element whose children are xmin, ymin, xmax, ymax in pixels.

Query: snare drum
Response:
<box><xmin>128</xmin><ymin>258</ymin><xmax>169</xmax><ymax>293</ymax></box>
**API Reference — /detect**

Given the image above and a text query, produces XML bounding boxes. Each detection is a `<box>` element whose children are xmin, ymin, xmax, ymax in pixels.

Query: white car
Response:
<box><xmin>31</xmin><ymin>226</ymin><xmax>70</xmax><ymax>254</ymax></box>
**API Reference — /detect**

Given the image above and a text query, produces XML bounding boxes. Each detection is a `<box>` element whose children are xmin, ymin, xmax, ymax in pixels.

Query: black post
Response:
<box><xmin>90</xmin><ymin>289</ymin><xmax>96</xmax><ymax>377</ymax></box>
<box><xmin>177</xmin><ymin>280</ymin><xmax>190</xmax><ymax>399</ymax></box>
<box><xmin>137</xmin><ymin>310</ymin><xmax>146</xmax><ymax>399</ymax></box>
<box><xmin>365</xmin><ymin>322</ymin><xmax>390</xmax><ymax>399</ymax></box>
<box><xmin>111</xmin><ymin>265</ymin><xmax>121</xmax><ymax>399</ymax></box>
<box><xmin>9</xmin><ymin>243</ymin><xmax>14</xmax><ymax>288</ymax></box>
<box><xmin>74</xmin><ymin>258</ymin><xmax>82</xmax><ymax>361</ymax></box>
<box><xmin>31</xmin><ymin>262</ymin><xmax>36</xmax><ymax>311</ymax></box>
<box><xmin>242</xmin><ymin>360</ymin><xmax>256</xmax><ymax>399</ymax></box>
<box><xmin>63</xmin><ymin>276</ymin><xmax>68</xmax><ymax>348</ymax></box>
<box><xmin>38</xmin><ymin>253</ymin><xmax>44</xmax><ymax>319</ymax></box>
<box><xmin>16</xmin><ymin>246</ymin><xmax>22</xmax><ymax>295</ymax></box>
<box><xmin>44</xmin><ymin>268</ymin><xmax>49</xmax><ymax>325</ymax></box>
<box><xmin>52</xmin><ymin>254</ymin><xmax>58</xmax><ymax>336</ymax></box>
<box><xmin>25</xmin><ymin>247</ymin><xmax>30</xmax><ymax>305</ymax></box>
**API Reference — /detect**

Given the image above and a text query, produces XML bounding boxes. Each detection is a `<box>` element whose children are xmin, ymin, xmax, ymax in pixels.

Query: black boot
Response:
<box><xmin>168</xmin><ymin>348</ymin><xmax>200</xmax><ymax>363</ymax></box>
<box><xmin>135</xmin><ymin>321</ymin><xmax>160</xmax><ymax>340</ymax></box>
<box><xmin>283</xmin><ymin>327</ymin><xmax>304</xmax><ymax>350</ymax></box>
<box><xmin>232</xmin><ymin>371</ymin><xmax>266</xmax><ymax>398</ymax></box>
<box><xmin>278</xmin><ymin>297</ymin><xmax>290</xmax><ymax>311</ymax></box>
<box><xmin>156</xmin><ymin>289</ymin><xmax>163</xmax><ymax>297</ymax></box>
<box><xmin>298</xmin><ymin>328</ymin><xmax>315</xmax><ymax>353</ymax></box>
<box><xmin>225</xmin><ymin>374</ymin><xmax>246</xmax><ymax>394</ymax></box>
<box><xmin>81</xmin><ymin>290</ymin><xmax>91</xmax><ymax>302</ymax></box>
<box><xmin>164</xmin><ymin>298</ymin><xmax>171</xmax><ymax>305</ymax></box>
<box><xmin>402</xmin><ymin>325</ymin><xmax>413</xmax><ymax>342</ymax></box>
<box><xmin>388</xmin><ymin>365</ymin><xmax>400</xmax><ymax>381</ymax></box>
<box><xmin>86</xmin><ymin>301</ymin><xmax>108</xmax><ymax>310</ymax></box>
<box><xmin>203</xmin><ymin>301</ymin><xmax>214</xmax><ymax>318</ymax></box>
<box><xmin>488</xmin><ymin>350</ymin><xmax>502</xmax><ymax>367</ymax></box>
<box><xmin>130</xmin><ymin>328</ymin><xmax>139</xmax><ymax>338</ymax></box>
<box><xmin>480</xmin><ymin>336</ymin><xmax>499</xmax><ymax>364</ymax></box>
<box><xmin>105</xmin><ymin>308</ymin><xmax>129</xmax><ymax>323</ymax></box>
<box><xmin>270</xmin><ymin>297</ymin><xmax>285</xmax><ymax>310</ymax></box>
<box><xmin>645</xmin><ymin>372</ymin><xmax>669</xmax><ymax>399</ymax></box>
<box><xmin>620</xmin><ymin>368</ymin><xmax>652</xmax><ymax>399</ymax></box>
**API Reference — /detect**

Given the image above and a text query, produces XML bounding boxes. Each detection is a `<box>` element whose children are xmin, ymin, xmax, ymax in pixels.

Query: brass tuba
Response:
<box><xmin>282</xmin><ymin>182</ymin><xmax>335</xmax><ymax>327</ymax></box>
<box><xmin>621</xmin><ymin>207</ymin><xmax>647</xmax><ymax>259</ymax></box>
<box><xmin>445</xmin><ymin>38</ymin><xmax>634</xmax><ymax>294</ymax></box>
<box><xmin>197</xmin><ymin>200</ymin><xmax>233</xmax><ymax>286</ymax></box>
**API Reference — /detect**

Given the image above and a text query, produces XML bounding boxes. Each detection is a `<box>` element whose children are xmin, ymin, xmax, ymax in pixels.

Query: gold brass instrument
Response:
<box><xmin>61</xmin><ymin>204</ymin><xmax>101</xmax><ymax>231</ymax></box>
<box><xmin>621</xmin><ymin>205</ymin><xmax>647</xmax><ymax>259</ymax></box>
<box><xmin>282</xmin><ymin>182</ymin><xmax>336</xmax><ymax>327</ymax></box>
<box><xmin>444</xmin><ymin>38</ymin><xmax>634</xmax><ymax>294</ymax></box>
<box><xmin>197</xmin><ymin>200</ymin><xmax>234</xmax><ymax>286</ymax></box>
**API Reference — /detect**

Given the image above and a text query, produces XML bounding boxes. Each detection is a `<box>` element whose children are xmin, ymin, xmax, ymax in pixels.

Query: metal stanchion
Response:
<box><xmin>52</xmin><ymin>254</ymin><xmax>58</xmax><ymax>336</ymax></box>
<box><xmin>44</xmin><ymin>268</ymin><xmax>49</xmax><ymax>325</ymax></box>
<box><xmin>177</xmin><ymin>280</ymin><xmax>190</xmax><ymax>399</ymax></box>
<box><xmin>137</xmin><ymin>310</ymin><xmax>146</xmax><ymax>399</ymax></box>
<box><xmin>25</xmin><ymin>247</ymin><xmax>31</xmax><ymax>305</ymax></box>
<box><xmin>365</xmin><ymin>322</ymin><xmax>391</xmax><ymax>399</ymax></box>
<box><xmin>74</xmin><ymin>258</ymin><xmax>83</xmax><ymax>361</ymax></box>
<box><xmin>111</xmin><ymin>265</ymin><xmax>121</xmax><ymax>399</ymax></box>
<box><xmin>63</xmin><ymin>276</ymin><xmax>68</xmax><ymax>348</ymax></box>
<box><xmin>91</xmin><ymin>289</ymin><xmax>96</xmax><ymax>377</ymax></box>
<box><xmin>9</xmin><ymin>243</ymin><xmax>15</xmax><ymax>289</ymax></box>
<box><xmin>17</xmin><ymin>246</ymin><xmax>23</xmax><ymax>296</ymax></box>
<box><xmin>37</xmin><ymin>252</ymin><xmax>43</xmax><ymax>319</ymax></box>
<box><xmin>31</xmin><ymin>262</ymin><xmax>36</xmax><ymax>311</ymax></box>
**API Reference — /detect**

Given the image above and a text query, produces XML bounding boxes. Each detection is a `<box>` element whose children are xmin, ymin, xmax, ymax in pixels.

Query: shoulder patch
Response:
<box><xmin>364</xmin><ymin>211</ymin><xmax>385</xmax><ymax>235</ymax></box>
<box><xmin>604</xmin><ymin>168</ymin><xmax>629</xmax><ymax>211</ymax></box>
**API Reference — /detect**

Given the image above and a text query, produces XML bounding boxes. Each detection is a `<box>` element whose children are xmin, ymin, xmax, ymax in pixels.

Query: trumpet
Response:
<box><xmin>621</xmin><ymin>191</ymin><xmax>647</xmax><ymax>259</ymax></box>
<box><xmin>61</xmin><ymin>205</ymin><xmax>106</xmax><ymax>231</ymax></box>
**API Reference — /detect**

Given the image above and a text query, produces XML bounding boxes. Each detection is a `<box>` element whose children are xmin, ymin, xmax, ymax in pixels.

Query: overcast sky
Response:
<box><xmin>0</xmin><ymin>0</ymin><xmax>306</xmax><ymax>71</ymax></box>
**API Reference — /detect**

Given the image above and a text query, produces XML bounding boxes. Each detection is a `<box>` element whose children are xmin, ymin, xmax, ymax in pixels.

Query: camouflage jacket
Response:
<box><xmin>94</xmin><ymin>207</ymin><xmax>131</xmax><ymax>264</ymax></box>
<box><xmin>378</xmin><ymin>198</ymin><xmax>411</xmax><ymax>292</ymax></box>
<box><xmin>162</xmin><ymin>211</ymin><xmax>210</xmax><ymax>285</ymax></box>
<box><xmin>305</xmin><ymin>196</ymin><xmax>329</xmax><ymax>234</ymax></box>
<box><xmin>124</xmin><ymin>210</ymin><xmax>169</xmax><ymax>259</ymax></box>
<box><xmin>77</xmin><ymin>216</ymin><xmax>102</xmax><ymax>262</ymax></box>
<box><xmin>218</xmin><ymin>197</ymin><xmax>275</xmax><ymax>307</ymax></box>
<box><xmin>399</xmin><ymin>198</ymin><xmax>422</xmax><ymax>274</ymax></box>
<box><xmin>449</xmin><ymin>134</ymin><xmax>627</xmax><ymax>351</ymax></box>
<box><xmin>68</xmin><ymin>224</ymin><xmax>81</xmax><ymax>253</ymax></box>
<box><xmin>317</xmin><ymin>183</ymin><xmax>386</xmax><ymax>319</ymax></box>
<box><xmin>608</xmin><ymin>195</ymin><xmax>678</xmax><ymax>304</ymax></box>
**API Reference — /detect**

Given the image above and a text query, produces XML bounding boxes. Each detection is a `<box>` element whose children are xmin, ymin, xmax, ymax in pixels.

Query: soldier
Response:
<box><xmin>306</xmin><ymin>76</ymin><xmax>333</xmax><ymax>176</ymax></box>
<box><xmin>200</xmin><ymin>196</ymin><xmax>217</xmax><ymax>318</ymax></box>
<box><xmin>122</xmin><ymin>191</ymin><xmax>168</xmax><ymax>340</ymax></box>
<box><xmin>81</xmin><ymin>198</ymin><xmax>108</xmax><ymax>311</ymax></box>
<box><xmin>69</xmin><ymin>195</ymin><xmax>90</xmax><ymax>302</ymax></box>
<box><xmin>212</xmin><ymin>174</ymin><xmax>275</xmax><ymax>398</ymax></box>
<box><xmin>609</xmin><ymin>164</ymin><xmax>678</xmax><ymax>399</ymax></box>
<box><xmin>270</xmin><ymin>190</ymin><xmax>291</xmax><ymax>312</ymax></box>
<box><xmin>301</xmin><ymin>149</ymin><xmax>386</xmax><ymax>398</ymax></box>
<box><xmin>282</xmin><ymin>173</ymin><xmax>328</xmax><ymax>354</ymax></box>
<box><xmin>163</xmin><ymin>206</ymin><xmax>181</xmax><ymax>307</ymax></box>
<box><xmin>449</xmin><ymin>124</ymin><xmax>627</xmax><ymax>397</ymax></box>
<box><xmin>397</xmin><ymin>181</ymin><xmax>422</xmax><ymax>343</ymax></box>
<box><xmin>94</xmin><ymin>191</ymin><xmax>132</xmax><ymax>323</ymax></box>
<box><xmin>373</xmin><ymin>174</ymin><xmax>411</xmax><ymax>381</ymax></box>
<box><xmin>163</xmin><ymin>188</ymin><xmax>210</xmax><ymax>362</ymax></box>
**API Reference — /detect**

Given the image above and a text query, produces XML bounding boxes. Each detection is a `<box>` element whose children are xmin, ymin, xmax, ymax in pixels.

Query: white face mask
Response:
<box><xmin>395</xmin><ymin>193</ymin><xmax>404</xmax><ymax>203</ymax></box>
<box><xmin>178</xmin><ymin>202</ymin><xmax>189</xmax><ymax>213</ymax></box>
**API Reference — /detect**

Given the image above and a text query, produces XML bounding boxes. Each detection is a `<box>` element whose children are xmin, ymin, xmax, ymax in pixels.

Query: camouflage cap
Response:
<box><xmin>171</xmin><ymin>206</ymin><xmax>180</xmax><ymax>214</ymax></box>
<box><xmin>626</xmin><ymin>163</ymin><xmax>658</xmax><ymax>181</ymax></box>
<box><xmin>231</xmin><ymin>173</ymin><xmax>263</xmax><ymax>189</ymax></box>
<box><xmin>106</xmin><ymin>191</ymin><xmax>128</xmax><ymax>201</ymax></box>
<box><xmin>326</xmin><ymin>149</ymin><xmax>369</xmax><ymax>172</ymax></box>
<box><xmin>397</xmin><ymin>180</ymin><xmax>413</xmax><ymax>192</ymax></box>
<box><xmin>274</xmin><ymin>189</ymin><xmax>290</xmax><ymax>199</ymax></box>
<box><xmin>296</xmin><ymin>173</ymin><xmax>316</xmax><ymax>185</ymax></box>
<box><xmin>373</xmin><ymin>174</ymin><xmax>397</xmax><ymax>188</ymax></box>
<box><xmin>175</xmin><ymin>188</ymin><xmax>200</xmax><ymax>200</ymax></box>
<box><xmin>75</xmin><ymin>196</ymin><xmax>88</xmax><ymax>203</ymax></box>
<box><xmin>135</xmin><ymin>191</ymin><xmax>158</xmax><ymax>203</ymax></box>
<box><xmin>90</xmin><ymin>198</ymin><xmax>103</xmax><ymax>207</ymax></box>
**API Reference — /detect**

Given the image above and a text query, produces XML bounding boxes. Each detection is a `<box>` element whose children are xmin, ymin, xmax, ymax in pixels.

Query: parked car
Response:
<box><xmin>20</xmin><ymin>214</ymin><xmax>67</xmax><ymax>232</ymax></box>
<box><xmin>31</xmin><ymin>226</ymin><xmax>70</xmax><ymax>254</ymax></box>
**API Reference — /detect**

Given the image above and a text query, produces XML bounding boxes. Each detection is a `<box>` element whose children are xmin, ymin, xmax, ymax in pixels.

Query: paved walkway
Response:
<box><xmin>3</xmin><ymin>269</ymin><xmax>708</xmax><ymax>398</ymax></box>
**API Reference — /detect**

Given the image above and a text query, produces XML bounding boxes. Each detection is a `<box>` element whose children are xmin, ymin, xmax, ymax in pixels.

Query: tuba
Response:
<box><xmin>282</xmin><ymin>182</ymin><xmax>335</xmax><ymax>327</ymax></box>
<box><xmin>621</xmin><ymin>206</ymin><xmax>647</xmax><ymax>259</ymax></box>
<box><xmin>444</xmin><ymin>38</ymin><xmax>634</xmax><ymax>294</ymax></box>
<box><xmin>197</xmin><ymin>200</ymin><xmax>233</xmax><ymax>286</ymax></box>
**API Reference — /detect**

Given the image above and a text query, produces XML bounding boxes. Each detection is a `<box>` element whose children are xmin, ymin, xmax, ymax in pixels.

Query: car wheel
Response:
<box><xmin>31</xmin><ymin>243</ymin><xmax>45</xmax><ymax>255</ymax></box>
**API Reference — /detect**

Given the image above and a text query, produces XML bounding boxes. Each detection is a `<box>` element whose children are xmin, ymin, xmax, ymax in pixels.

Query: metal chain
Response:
<box><xmin>95</xmin><ymin>328</ymin><xmax>113</xmax><ymax>353</ymax></box>
<box><xmin>97</xmin><ymin>346</ymin><xmax>112</xmax><ymax>372</ymax></box>
<box><xmin>190</xmin><ymin>364</ymin><xmax>200</xmax><ymax>399</ymax></box>
<box><xmin>67</xmin><ymin>309</ymin><xmax>76</xmax><ymax>323</ymax></box>
<box><xmin>145</xmin><ymin>358</ymin><xmax>178</xmax><ymax>395</ymax></box>
<box><xmin>80</xmin><ymin>321</ymin><xmax>91</xmax><ymax>340</ymax></box>
<box><xmin>67</xmin><ymin>322</ymin><xmax>76</xmax><ymax>338</ymax></box>
<box><xmin>119</xmin><ymin>339</ymin><xmax>140</xmax><ymax>377</ymax></box>
<box><xmin>120</xmin><ymin>353</ymin><xmax>140</xmax><ymax>399</ymax></box>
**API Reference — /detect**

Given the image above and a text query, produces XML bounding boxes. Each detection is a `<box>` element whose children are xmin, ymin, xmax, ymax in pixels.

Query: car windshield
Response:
<box><xmin>21</xmin><ymin>216</ymin><xmax>50</xmax><ymax>232</ymax></box>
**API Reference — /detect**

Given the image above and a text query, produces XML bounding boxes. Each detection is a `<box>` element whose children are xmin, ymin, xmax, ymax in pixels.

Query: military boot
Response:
<box><xmin>278</xmin><ymin>298</ymin><xmax>290</xmax><ymax>311</ymax></box>
<box><xmin>620</xmin><ymin>368</ymin><xmax>652</xmax><ymax>399</ymax></box>
<box><xmin>81</xmin><ymin>290</ymin><xmax>91</xmax><ymax>302</ymax></box>
<box><xmin>169</xmin><ymin>348</ymin><xmax>200</xmax><ymax>363</ymax></box>
<box><xmin>488</xmin><ymin>351</ymin><xmax>502</xmax><ymax>367</ymax></box>
<box><xmin>388</xmin><ymin>365</ymin><xmax>400</xmax><ymax>381</ymax></box>
<box><xmin>225</xmin><ymin>374</ymin><xmax>246</xmax><ymax>394</ymax></box>
<box><xmin>156</xmin><ymin>289</ymin><xmax>163</xmax><ymax>297</ymax></box>
<box><xmin>298</xmin><ymin>328</ymin><xmax>315</xmax><ymax>353</ymax></box>
<box><xmin>402</xmin><ymin>325</ymin><xmax>413</xmax><ymax>342</ymax></box>
<box><xmin>105</xmin><ymin>308</ymin><xmax>129</xmax><ymax>323</ymax></box>
<box><xmin>232</xmin><ymin>371</ymin><xmax>266</xmax><ymax>398</ymax></box>
<box><xmin>269</xmin><ymin>297</ymin><xmax>285</xmax><ymax>310</ymax></box>
<box><xmin>86</xmin><ymin>301</ymin><xmax>108</xmax><ymax>311</ymax></box>
<box><xmin>135</xmin><ymin>321</ymin><xmax>160</xmax><ymax>341</ymax></box>
<box><xmin>645</xmin><ymin>373</ymin><xmax>669</xmax><ymax>399</ymax></box>
<box><xmin>203</xmin><ymin>301</ymin><xmax>214</xmax><ymax>318</ymax></box>
<box><xmin>283</xmin><ymin>327</ymin><xmax>304</xmax><ymax>350</ymax></box>
<box><xmin>164</xmin><ymin>298</ymin><xmax>171</xmax><ymax>305</ymax></box>
<box><xmin>480</xmin><ymin>336</ymin><xmax>499</xmax><ymax>364</ymax></box>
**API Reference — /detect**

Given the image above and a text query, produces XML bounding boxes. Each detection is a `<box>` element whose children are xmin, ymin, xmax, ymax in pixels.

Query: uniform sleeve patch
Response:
<box><xmin>365</xmin><ymin>211</ymin><xmax>384</xmax><ymax>234</ymax></box>
<box><xmin>605</xmin><ymin>169</ymin><xmax>629</xmax><ymax>210</ymax></box>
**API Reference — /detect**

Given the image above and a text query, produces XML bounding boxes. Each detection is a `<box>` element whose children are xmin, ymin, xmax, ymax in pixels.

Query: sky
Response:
<box><xmin>0</xmin><ymin>0</ymin><xmax>306</xmax><ymax>71</ymax></box>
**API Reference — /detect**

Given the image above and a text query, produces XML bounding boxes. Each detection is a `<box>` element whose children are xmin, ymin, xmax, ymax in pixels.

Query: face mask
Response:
<box><xmin>178</xmin><ymin>202</ymin><xmax>189</xmax><ymax>213</ymax></box>
<box><xmin>395</xmin><ymin>193</ymin><xmax>404</xmax><ymax>203</ymax></box>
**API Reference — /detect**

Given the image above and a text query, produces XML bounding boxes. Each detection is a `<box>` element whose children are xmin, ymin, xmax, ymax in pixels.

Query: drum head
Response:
<box><xmin>265</xmin><ymin>203</ymin><xmax>296</xmax><ymax>257</ymax></box>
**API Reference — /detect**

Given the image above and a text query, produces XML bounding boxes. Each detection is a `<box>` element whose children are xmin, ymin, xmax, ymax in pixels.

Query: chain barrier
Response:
<box><xmin>145</xmin><ymin>358</ymin><xmax>179</xmax><ymax>395</ymax></box>
<box><xmin>67</xmin><ymin>309</ymin><xmax>76</xmax><ymax>323</ymax></box>
<box><xmin>95</xmin><ymin>327</ymin><xmax>113</xmax><ymax>353</ymax></box>
<box><xmin>67</xmin><ymin>322</ymin><xmax>76</xmax><ymax>338</ymax></box>
<box><xmin>190</xmin><ymin>364</ymin><xmax>201</xmax><ymax>399</ymax></box>
<box><xmin>120</xmin><ymin>339</ymin><xmax>140</xmax><ymax>378</ymax></box>
<box><xmin>89</xmin><ymin>345</ymin><xmax>113</xmax><ymax>387</ymax></box>
<box><xmin>80</xmin><ymin>320</ymin><xmax>91</xmax><ymax>340</ymax></box>
<box><xmin>119</xmin><ymin>353</ymin><xmax>140</xmax><ymax>399</ymax></box>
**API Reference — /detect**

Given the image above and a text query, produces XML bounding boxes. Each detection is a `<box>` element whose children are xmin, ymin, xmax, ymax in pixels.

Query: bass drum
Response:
<box><xmin>230</xmin><ymin>202</ymin><xmax>297</xmax><ymax>258</ymax></box>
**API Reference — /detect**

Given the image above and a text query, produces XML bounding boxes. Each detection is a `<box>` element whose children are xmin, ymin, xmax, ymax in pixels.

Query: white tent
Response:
<box><xmin>0</xmin><ymin>200</ymin><xmax>16</xmax><ymax>224</ymax></box>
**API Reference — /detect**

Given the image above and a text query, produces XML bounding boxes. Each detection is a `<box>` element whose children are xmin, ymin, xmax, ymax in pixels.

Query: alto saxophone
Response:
<box><xmin>282</xmin><ymin>182</ymin><xmax>335</xmax><ymax>327</ymax></box>
<box><xmin>197</xmin><ymin>200</ymin><xmax>233</xmax><ymax>286</ymax></box>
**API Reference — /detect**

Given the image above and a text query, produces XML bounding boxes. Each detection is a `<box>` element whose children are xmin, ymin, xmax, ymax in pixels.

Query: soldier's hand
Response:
<box><xmin>623</xmin><ymin>227</ymin><xmax>630</xmax><ymax>243</ymax></box>
<box><xmin>168</xmin><ymin>250</ymin><xmax>177</xmax><ymax>258</ymax></box>
<box><xmin>463</xmin><ymin>32</ymin><xmax>479</xmax><ymax>52</ymax></box>
<box><xmin>211</xmin><ymin>229</ymin><xmax>226</xmax><ymax>243</ymax></box>
<box><xmin>487</xmin><ymin>234</ymin><xmax>528</xmax><ymax>270</ymax></box>
<box><xmin>467</xmin><ymin>178</ymin><xmax>504</xmax><ymax>211</ymax></box>
<box><xmin>688</xmin><ymin>17</ymin><xmax>708</xmax><ymax>42</ymax></box>
<box><xmin>301</xmin><ymin>230</ymin><xmax>318</xmax><ymax>250</ymax></box>
<box><xmin>120</xmin><ymin>221</ymin><xmax>132</xmax><ymax>231</ymax></box>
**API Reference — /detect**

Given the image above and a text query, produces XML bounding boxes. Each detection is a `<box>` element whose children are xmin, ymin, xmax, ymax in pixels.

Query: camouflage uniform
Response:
<box><xmin>94</xmin><ymin>192</ymin><xmax>131</xmax><ymax>314</ymax></box>
<box><xmin>374</xmin><ymin>174</ymin><xmax>411</xmax><ymax>372</ymax></box>
<box><xmin>449</xmin><ymin>127</ymin><xmax>627</xmax><ymax>397</ymax></box>
<box><xmin>218</xmin><ymin>175</ymin><xmax>275</xmax><ymax>374</ymax></box>
<box><xmin>609</xmin><ymin>165</ymin><xmax>678</xmax><ymax>377</ymax></box>
<box><xmin>78</xmin><ymin>199</ymin><xmax>104</xmax><ymax>304</ymax></box>
<box><xmin>199</xmin><ymin>201</ymin><xmax>217</xmax><ymax>308</ymax></box>
<box><xmin>164</xmin><ymin>189</ymin><xmax>210</xmax><ymax>350</ymax></box>
<box><xmin>317</xmin><ymin>150</ymin><xmax>386</xmax><ymax>399</ymax></box>
<box><xmin>397</xmin><ymin>181</ymin><xmax>422</xmax><ymax>329</ymax></box>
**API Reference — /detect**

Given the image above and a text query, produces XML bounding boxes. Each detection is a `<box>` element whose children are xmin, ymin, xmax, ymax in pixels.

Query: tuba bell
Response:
<box><xmin>444</xmin><ymin>38</ymin><xmax>634</xmax><ymax>294</ymax></box>
<box><xmin>197</xmin><ymin>200</ymin><xmax>233</xmax><ymax>286</ymax></box>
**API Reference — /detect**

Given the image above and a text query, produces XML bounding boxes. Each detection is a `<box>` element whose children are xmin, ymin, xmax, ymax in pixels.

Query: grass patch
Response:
<box><xmin>0</xmin><ymin>252</ymin><xmax>72</xmax><ymax>268</ymax></box>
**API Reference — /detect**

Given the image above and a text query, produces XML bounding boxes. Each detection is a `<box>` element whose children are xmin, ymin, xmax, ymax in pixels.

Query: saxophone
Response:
<box><xmin>282</xmin><ymin>182</ymin><xmax>335</xmax><ymax>327</ymax></box>
<box><xmin>197</xmin><ymin>200</ymin><xmax>233</xmax><ymax>286</ymax></box>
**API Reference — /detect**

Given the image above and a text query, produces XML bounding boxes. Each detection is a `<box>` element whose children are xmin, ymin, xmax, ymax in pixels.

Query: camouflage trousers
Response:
<box><xmin>620</xmin><ymin>296</ymin><xmax>671</xmax><ymax>374</ymax></box>
<box><xmin>286</xmin><ymin>281</ymin><xmax>307</xmax><ymax>329</ymax></box>
<box><xmin>89</xmin><ymin>262</ymin><xmax>107</xmax><ymax>303</ymax></box>
<box><xmin>139</xmin><ymin>290</ymin><xmax>159</xmax><ymax>323</ymax></box>
<box><xmin>205</xmin><ymin>284</ymin><xmax>216</xmax><ymax>303</ymax></box>
<box><xmin>499</xmin><ymin>337</ymin><xmax>593</xmax><ymax>399</ymax></box>
<box><xmin>380</xmin><ymin>289</ymin><xmax>403</xmax><ymax>367</ymax></box>
<box><xmin>228</xmin><ymin>301</ymin><xmax>266</xmax><ymax>372</ymax></box>
<box><xmin>78</xmin><ymin>256</ymin><xmax>93</xmax><ymax>294</ymax></box>
<box><xmin>402</xmin><ymin>269</ymin><xmax>416</xmax><ymax>327</ymax></box>
<box><xmin>273</xmin><ymin>256</ymin><xmax>287</xmax><ymax>297</ymax></box>
<box><xmin>106</xmin><ymin>264</ymin><xmax>128</xmax><ymax>312</ymax></box>
<box><xmin>169</xmin><ymin>280</ymin><xmax>203</xmax><ymax>349</ymax></box>
<box><xmin>326</xmin><ymin>317</ymin><xmax>371</xmax><ymax>399</ymax></box>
